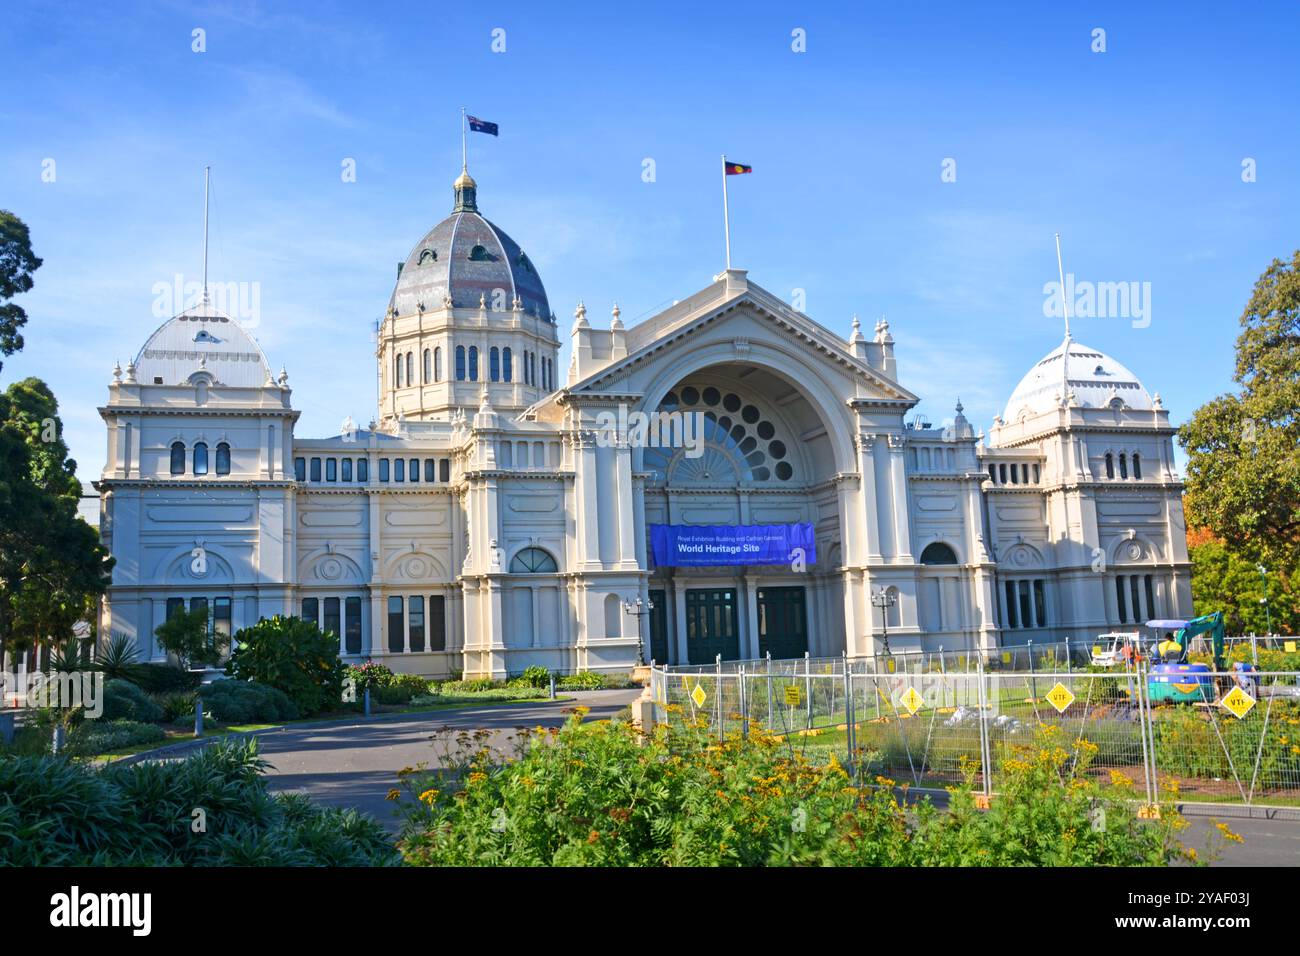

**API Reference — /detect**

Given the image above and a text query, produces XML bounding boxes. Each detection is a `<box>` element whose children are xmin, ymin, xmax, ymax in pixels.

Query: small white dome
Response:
<box><xmin>133</xmin><ymin>304</ymin><xmax>273</xmax><ymax>387</ymax></box>
<box><xmin>1003</xmin><ymin>337</ymin><xmax>1153</xmax><ymax>421</ymax></box>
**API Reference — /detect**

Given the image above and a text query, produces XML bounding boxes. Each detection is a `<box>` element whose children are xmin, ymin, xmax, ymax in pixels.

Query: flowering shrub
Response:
<box><xmin>395</xmin><ymin>713</ymin><xmax>1207</xmax><ymax>867</ymax></box>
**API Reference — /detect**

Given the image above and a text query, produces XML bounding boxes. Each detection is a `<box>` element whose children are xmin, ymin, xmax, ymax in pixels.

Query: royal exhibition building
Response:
<box><xmin>93</xmin><ymin>169</ymin><xmax>1192</xmax><ymax>678</ymax></box>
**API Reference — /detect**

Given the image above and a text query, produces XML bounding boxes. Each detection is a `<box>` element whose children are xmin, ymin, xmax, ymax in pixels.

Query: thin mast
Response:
<box><xmin>1054</xmin><ymin>232</ymin><xmax>1071</xmax><ymax>399</ymax></box>
<box><xmin>721</xmin><ymin>155</ymin><xmax>732</xmax><ymax>271</ymax></box>
<box><xmin>461</xmin><ymin>107</ymin><xmax>467</xmax><ymax>171</ymax></box>
<box><xmin>202</xmin><ymin>165</ymin><xmax>211</xmax><ymax>305</ymax></box>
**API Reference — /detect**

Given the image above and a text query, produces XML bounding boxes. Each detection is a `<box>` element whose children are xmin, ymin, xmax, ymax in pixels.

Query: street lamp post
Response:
<box><xmin>623</xmin><ymin>596</ymin><xmax>655</xmax><ymax>666</ymax></box>
<box><xmin>1257</xmin><ymin>564</ymin><xmax>1273</xmax><ymax>636</ymax></box>
<box><xmin>870</xmin><ymin>587</ymin><xmax>897</xmax><ymax>658</ymax></box>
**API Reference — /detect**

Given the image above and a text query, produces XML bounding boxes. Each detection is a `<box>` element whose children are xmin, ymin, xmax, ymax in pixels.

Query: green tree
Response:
<box><xmin>226</xmin><ymin>615</ymin><xmax>346</xmax><ymax>716</ymax></box>
<box><xmin>1187</xmin><ymin>531</ymin><xmax>1299</xmax><ymax>635</ymax></box>
<box><xmin>153</xmin><ymin>606</ymin><xmax>226</xmax><ymax>670</ymax></box>
<box><xmin>1179</xmin><ymin>251</ymin><xmax>1300</xmax><ymax>567</ymax></box>
<box><xmin>0</xmin><ymin>210</ymin><xmax>42</xmax><ymax>372</ymax></box>
<box><xmin>0</xmin><ymin>378</ymin><xmax>112</xmax><ymax>669</ymax></box>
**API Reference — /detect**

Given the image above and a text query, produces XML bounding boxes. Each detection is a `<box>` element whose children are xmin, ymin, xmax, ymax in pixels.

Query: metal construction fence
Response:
<box><xmin>648</xmin><ymin>655</ymin><xmax>1300</xmax><ymax>808</ymax></box>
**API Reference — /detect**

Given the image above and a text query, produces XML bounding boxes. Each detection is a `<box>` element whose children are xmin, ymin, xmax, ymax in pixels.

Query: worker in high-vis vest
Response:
<box><xmin>1157</xmin><ymin>631</ymin><xmax>1182</xmax><ymax>662</ymax></box>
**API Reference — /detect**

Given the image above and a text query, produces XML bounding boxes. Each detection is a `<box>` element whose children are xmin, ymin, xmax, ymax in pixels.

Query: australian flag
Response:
<box><xmin>467</xmin><ymin>115</ymin><xmax>498</xmax><ymax>136</ymax></box>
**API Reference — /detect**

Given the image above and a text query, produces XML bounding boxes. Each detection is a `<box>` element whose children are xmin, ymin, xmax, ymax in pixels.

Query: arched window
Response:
<box><xmin>215</xmin><ymin>442</ymin><xmax>231</xmax><ymax>475</ymax></box>
<box><xmin>509</xmin><ymin>547</ymin><xmax>558</xmax><ymax>573</ymax></box>
<box><xmin>1118</xmin><ymin>453</ymin><xmax>1128</xmax><ymax>479</ymax></box>
<box><xmin>530</xmin><ymin>352</ymin><xmax>536</xmax><ymax>386</ymax></box>
<box><xmin>503</xmin><ymin>347</ymin><xmax>512</xmax><ymax>382</ymax></box>
<box><xmin>1104</xmin><ymin>453</ymin><xmax>1114</xmax><ymax>479</ymax></box>
<box><xmin>423</xmin><ymin>348</ymin><xmax>431</xmax><ymax>384</ymax></box>
<box><xmin>455</xmin><ymin>346</ymin><xmax>466</xmax><ymax>381</ymax></box>
<box><xmin>919</xmin><ymin>542</ymin><xmax>959</xmax><ymax>565</ymax></box>
<box><xmin>1133</xmin><ymin>453</ymin><xmax>1142</xmax><ymax>479</ymax></box>
<box><xmin>434</xmin><ymin>346</ymin><xmax>442</xmax><ymax>382</ymax></box>
<box><xmin>193</xmin><ymin>442</ymin><xmax>209</xmax><ymax>476</ymax></box>
<box><xmin>406</xmin><ymin>352</ymin><xmax>413</xmax><ymax>386</ymax></box>
<box><xmin>468</xmin><ymin>346</ymin><xmax>479</xmax><ymax>381</ymax></box>
<box><xmin>489</xmin><ymin>346</ymin><xmax>500</xmax><ymax>382</ymax></box>
<box><xmin>170</xmin><ymin>441</ymin><xmax>186</xmax><ymax>475</ymax></box>
<box><xmin>395</xmin><ymin>353</ymin><xmax>403</xmax><ymax>388</ymax></box>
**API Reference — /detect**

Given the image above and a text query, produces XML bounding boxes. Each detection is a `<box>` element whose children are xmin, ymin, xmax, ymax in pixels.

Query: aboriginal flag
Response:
<box><xmin>724</xmin><ymin>160</ymin><xmax>752</xmax><ymax>175</ymax></box>
<box><xmin>467</xmin><ymin>115</ymin><xmax>498</xmax><ymax>136</ymax></box>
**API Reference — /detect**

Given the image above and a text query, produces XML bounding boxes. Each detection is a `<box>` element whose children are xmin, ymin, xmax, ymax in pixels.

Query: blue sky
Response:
<box><xmin>2</xmin><ymin>0</ymin><xmax>1297</xmax><ymax>486</ymax></box>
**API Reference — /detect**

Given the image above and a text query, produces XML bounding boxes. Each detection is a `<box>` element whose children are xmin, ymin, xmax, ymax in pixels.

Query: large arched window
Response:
<box><xmin>423</xmin><ymin>348</ymin><xmax>431</xmax><ymax>384</ymax></box>
<box><xmin>489</xmin><ymin>346</ymin><xmax>500</xmax><ymax>382</ymax></box>
<box><xmin>434</xmin><ymin>346</ymin><xmax>442</xmax><ymax>382</ymax></box>
<box><xmin>502</xmin><ymin>347</ymin><xmax>512</xmax><ymax>382</ymax></box>
<box><xmin>193</xmin><ymin>442</ymin><xmax>209</xmax><ymax>476</ymax></box>
<box><xmin>396</xmin><ymin>353</ymin><xmax>403</xmax><ymax>388</ymax></box>
<box><xmin>1133</xmin><ymin>453</ymin><xmax>1142</xmax><ymax>479</ymax></box>
<box><xmin>920</xmin><ymin>542</ymin><xmax>958</xmax><ymax>565</ymax></box>
<box><xmin>1118</xmin><ymin>453</ymin><xmax>1128</xmax><ymax>479</ymax></box>
<box><xmin>455</xmin><ymin>346</ymin><xmax>466</xmax><ymax>381</ymax></box>
<box><xmin>406</xmin><ymin>352</ymin><xmax>414</xmax><ymax>387</ymax></box>
<box><xmin>1104</xmin><ymin>453</ymin><xmax>1114</xmax><ymax>479</ymax></box>
<box><xmin>215</xmin><ymin>442</ymin><xmax>231</xmax><ymax>475</ymax></box>
<box><xmin>468</xmin><ymin>346</ymin><xmax>479</xmax><ymax>381</ymax></box>
<box><xmin>170</xmin><ymin>441</ymin><xmax>186</xmax><ymax>475</ymax></box>
<box><xmin>509</xmin><ymin>547</ymin><xmax>558</xmax><ymax>573</ymax></box>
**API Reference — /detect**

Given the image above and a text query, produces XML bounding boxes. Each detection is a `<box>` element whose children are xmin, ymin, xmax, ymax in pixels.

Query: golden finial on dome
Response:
<box><xmin>454</xmin><ymin>167</ymin><xmax>477</xmax><ymax>190</ymax></box>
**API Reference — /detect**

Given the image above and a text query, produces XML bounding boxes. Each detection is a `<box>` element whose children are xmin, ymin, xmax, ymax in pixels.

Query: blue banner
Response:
<box><xmin>649</xmin><ymin>523</ymin><xmax>816</xmax><ymax>568</ymax></box>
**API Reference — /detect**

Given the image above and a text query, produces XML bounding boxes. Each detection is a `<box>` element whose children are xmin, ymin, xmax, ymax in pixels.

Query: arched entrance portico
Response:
<box><xmin>634</xmin><ymin>357</ymin><xmax>850</xmax><ymax>664</ymax></box>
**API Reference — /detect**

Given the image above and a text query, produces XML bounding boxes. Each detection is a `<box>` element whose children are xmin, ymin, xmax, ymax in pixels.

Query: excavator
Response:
<box><xmin>1147</xmin><ymin>612</ymin><xmax>1255</xmax><ymax>704</ymax></box>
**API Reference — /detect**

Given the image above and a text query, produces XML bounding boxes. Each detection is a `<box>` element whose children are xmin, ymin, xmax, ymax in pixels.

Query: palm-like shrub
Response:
<box><xmin>94</xmin><ymin>633</ymin><xmax>144</xmax><ymax>682</ymax></box>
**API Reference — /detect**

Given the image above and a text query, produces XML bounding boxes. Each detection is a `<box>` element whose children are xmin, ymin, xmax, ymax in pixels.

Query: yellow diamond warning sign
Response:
<box><xmin>690</xmin><ymin>683</ymin><xmax>707</xmax><ymax>708</ymax></box>
<box><xmin>1220</xmin><ymin>686</ymin><xmax>1255</xmax><ymax>720</ymax></box>
<box><xmin>898</xmin><ymin>686</ymin><xmax>924</xmax><ymax>715</ymax></box>
<box><xmin>783</xmin><ymin>684</ymin><xmax>802</xmax><ymax>707</ymax></box>
<box><xmin>1045</xmin><ymin>682</ymin><xmax>1075</xmax><ymax>713</ymax></box>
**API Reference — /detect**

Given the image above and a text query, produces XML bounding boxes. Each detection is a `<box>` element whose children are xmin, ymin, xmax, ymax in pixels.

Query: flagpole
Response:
<box><xmin>461</xmin><ymin>107</ymin><xmax>467</xmax><ymax>170</ymax></box>
<box><xmin>202</xmin><ymin>165</ymin><xmax>210</xmax><ymax>305</ymax></box>
<box><xmin>721</xmin><ymin>154</ymin><xmax>732</xmax><ymax>271</ymax></box>
<box><xmin>1054</xmin><ymin>232</ymin><xmax>1070</xmax><ymax>341</ymax></box>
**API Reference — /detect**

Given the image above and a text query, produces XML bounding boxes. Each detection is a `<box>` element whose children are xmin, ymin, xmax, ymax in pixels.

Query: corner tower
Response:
<box><xmin>378</xmin><ymin>169</ymin><xmax>561</xmax><ymax>428</ymax></box>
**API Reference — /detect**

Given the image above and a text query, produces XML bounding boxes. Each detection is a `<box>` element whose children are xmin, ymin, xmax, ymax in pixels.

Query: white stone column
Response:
<box><xmin>888</xmin><ymin>434</ymin><xmax>913</xmax><ymax>560</ymax></box>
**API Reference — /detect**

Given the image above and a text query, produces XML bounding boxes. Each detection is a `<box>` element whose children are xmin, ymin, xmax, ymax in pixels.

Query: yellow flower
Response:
<box><xmin>468</xmin><ymin>771</ymin><xmax>487</xmax><ymax>785</ymax></box>
<box><xmin>1215</xmin><ymin>822</ymin><xmax>1243</xmax><ymax>844</ymax></box>
<box><xmin>419</xmin><ymin>789</ymin><xmax>439</xmax><ymax>805</ymax></box>
<box><xmin>386</xmin><ymin>788</ymin><xmax>401</xmax><ymax>801</ymax></box>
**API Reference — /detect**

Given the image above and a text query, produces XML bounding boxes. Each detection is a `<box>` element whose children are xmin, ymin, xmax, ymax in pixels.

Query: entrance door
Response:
<box><xmin>648</xmin><ymin>589</ymin><xmax>668</xmax><ymax>664</ymax></box>
<box><xmin>757</xmin><ymin>586</ymin><xmax>808</xmax><ymax>660</ymax></box>
<box><xmin>685</xmin><ymin>588</ymin><xmax>739</xmax><ymax>664</ymax></box>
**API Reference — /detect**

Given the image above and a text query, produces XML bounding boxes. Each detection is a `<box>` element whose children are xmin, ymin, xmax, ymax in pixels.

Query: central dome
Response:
<box><xmin>1004</xmin><ymin>336</ymin><xmax>1153</xmax><ymax>421</ymax></box>
<box><xmin>388</xmin><ymin>171</ymin><xmax>551</xmax><ymax>321</ymax></box>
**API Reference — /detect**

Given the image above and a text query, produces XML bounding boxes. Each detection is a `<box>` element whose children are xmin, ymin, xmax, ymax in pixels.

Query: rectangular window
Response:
<box><xmin>1116</xmin><ymin>576</ymin><xmax>1128</xmax><ymax>624</ymax></box>
<box><xmin>1032</xmin><ymin>464</ymin><xmax>1040</xmax><ymax>483</ymax></box>
<box><xmin>394</xmin><ymin>458</ymin><xmax>405</xmax><ymax>482</ymax></box>
<box><xmin>294</xmin><ymin>457</ymin><xmax>306</xmax><ymax>481</ymax></box>
<box><xmin>378</xmin><ymin>458</ymin><xmax>390</xmax><ymax>482</ymax></box>
<box><xmin>1033</xmin><ymin>579</ymin><xmax>1047</xmax><ymax>627</ymax></box>
<box><xmin>1021</xmin><ymin>464</ymin><xmax>1029</xmax><ymax>484</ymax></box>
<box><xmin>999</xmin><ymin>464</ymin><xmax>1008</xmax><ymax>484</ymax></box>
<box><xmin>428</xmin><ymin>595</ymin><xmax>446</xmax><ymax>651</ymax></box>
<box><xmin>988</xmin><ymin>466</ymin><xmax>997</xmax><ymax>483</ymax></box>
<box><xmin>345</xmin><ymin>597</ymin><xmax>362</xmax><ymax>655</ymax></box>
<box><xmin>341</xmin><ymin>457</ymin><xmax>352</xmax><ymax>482</ymax></box>
<box><xmin>1144</xmin><ymin>575</ymin><xmax>1156</xmax><ymax>621</ymax></box>
<box><xmin>408</xmin><ymin>595</ymin><xmax>425</xmax><ymax>652</ymax></box>
<box><xmin>424</xmin><ymin>459</ymin><xmax>436</xmax><ymax>482</ymax></box>
<box><xmin>439</xmin><ymin>458</ymin><xmax>450</xmax><ymax>482</ymax></box>
<box><xmin>1130</xmin><ymin>575</ymin><xmax>1142</xmax><ymax>624</ymax></box>
<box><xmin>166</xmin><ymin>597</ymin><xmax>185</xmax><ymax>620</ymax></box>
<box><xmin>1017</xmin><ymin>580</ymin><xmax>1032</xmax><ymax>630</ymax></box>
<box><xmin>309</xmin><ymin>457</ymin><xmax>322</xmax><ymax>482</ymax></box>
<box><xmin>325</xmin><ymin>457</ymin><xmax>337</xmax><ymax>481</ymax></box>
<box><xmin>213</xmin><ymin>597</ymin><xmax>231</xmax><ymax>638</ymax></box>
<box><xmin>1004</xmin><ymin>581</ymin><xmax>1018</xmax><ymax>629</ymax></box>
<box><xmin>190</xmin><ymin>596</ymin><xmax>208</xmax><ymax>616</ymax></box>
<box><xmin>301</xmin><ymin>597</ymin><xmax>319</xmax><ymax>626</ymax></box>
<box><xmin>409</xmin><ymin>457</ymin><xmax>420</xmax><ymax>482</ymax></box>
<box><xmin>323</xmin><ymin>597</ymin><xmax>341</xmax><ymax>642</ymax></box>
<box><xmin>387</xmin><ymin>596</ymin><xmax>404</xmax><ymax>653</ymax></box>
<box><xmin>357</xmin><ymin>457</ymin><xmax>369</xmax><ymax>482</ymax></box>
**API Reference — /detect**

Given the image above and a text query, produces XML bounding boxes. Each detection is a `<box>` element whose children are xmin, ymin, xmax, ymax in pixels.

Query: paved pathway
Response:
<box><xmin>260</xmin><ymin>690</ymin><xmax>639</xmax><ymax>828</ymax></box>
<box><xmin>252</xmin><ymin>689</ymin><xmax>1298</xmax><ymax>864</ymax></box>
